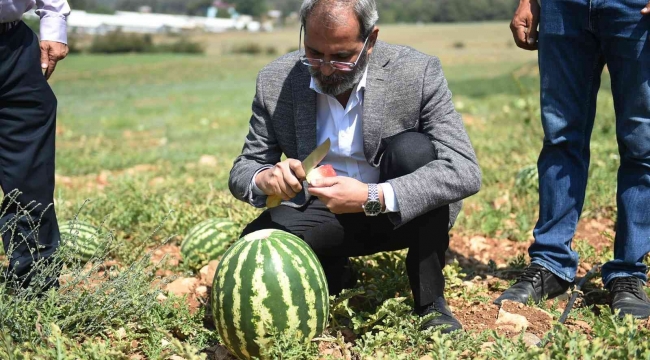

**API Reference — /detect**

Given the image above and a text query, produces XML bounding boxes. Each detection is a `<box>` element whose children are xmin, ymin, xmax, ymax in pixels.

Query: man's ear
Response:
<box><xmin>366</xmin><ymin>26</ymin><xmax>379</xmax><ymax>56</ymax></box>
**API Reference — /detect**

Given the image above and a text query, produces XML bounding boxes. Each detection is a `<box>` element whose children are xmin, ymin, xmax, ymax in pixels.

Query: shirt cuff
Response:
<box><xmin>249</xmin><ymin>166</ymin><xmax>273</xmax><ymax>207</ymax></box>
<box><xmin>379</xmin><ymin>183</ymin><xmax>399</xmax><ymax>213</ymax></box>
<box><xmin>39</xmin><ymin>16</ymin><xmax>68</xmax><ymax>44</ymax></box>
<box><xmin>251</xmin><ymin>167</ymin><xmax>270</xmax><ymax>196</ymax></box>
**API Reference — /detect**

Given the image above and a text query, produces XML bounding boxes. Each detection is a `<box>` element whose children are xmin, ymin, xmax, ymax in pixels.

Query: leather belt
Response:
<box><xmin>0</xmin><ymin>21</ymin><xmax>20</xmax><ymax>35</ymax></box>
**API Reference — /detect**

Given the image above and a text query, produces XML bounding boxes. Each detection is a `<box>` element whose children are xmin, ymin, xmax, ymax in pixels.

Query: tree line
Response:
<box><xmin>68</xmin><ymin>0</ymin><xmax>519</xmax><ymax>23</ymax></box>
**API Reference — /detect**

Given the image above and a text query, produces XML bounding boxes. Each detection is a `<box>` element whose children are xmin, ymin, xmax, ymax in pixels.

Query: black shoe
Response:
<box><xmin>417</xmin><ymin>297</ymin><xmax>463</xmax><ymax>334</ymax></box>
<box><xmin>328</xmin><ymin>263</ymin><xmax>357</xmax><ymax>297</ymax></box>
<box><xmin>608</xmin><ymin>277</ymin><xmax>650</xmax><ymax>319</ymax></box>
<box><xmin>342</xmin><ymin>265</ymin><xmax>357</xmax><ymax>290</ymax></box>
<box><xmin>493</xmin><ymin>263</ymin><xmax>572</xmax><ymax>306</ymax></box>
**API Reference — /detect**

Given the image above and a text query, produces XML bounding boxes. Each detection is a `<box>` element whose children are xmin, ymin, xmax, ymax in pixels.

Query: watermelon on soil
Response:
<box><xmin>211</xmin><ymin>229</ymin><xmax>329</xmax><ymax>360</ymax></box>
<box><xmin>58</xmin><ymin>220</ymin><xmax>101</xmax><ymax>262</ymax></box>
<box><xmin>180</xmin><ymin>218</ymin><xmax>235</xmax><ymax>270</ymax></box>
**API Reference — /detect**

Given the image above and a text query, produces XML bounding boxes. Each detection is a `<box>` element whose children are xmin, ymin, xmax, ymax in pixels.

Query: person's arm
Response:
<box><xmin>383</xmin><ymin>56</ymin><xmax>482</xmax><ymax>227</ymax></box>
<box><xmin>36</xmin><ymin>0</ymin><xmax>71</xmax><ymax>79</ymax></box>
<box><xmin>510</xmin><ymin>0</ymin><xmax>540</xmax><ymax>51</ymax></box>
<box><xmin>228</xmin><ymin>70</ymin><xmax>284</xmax><ymax>207</ymax></box>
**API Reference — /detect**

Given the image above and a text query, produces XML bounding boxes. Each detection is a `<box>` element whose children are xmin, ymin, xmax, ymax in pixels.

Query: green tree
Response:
<box><xmin>186</xmin><ymin>0</ymin><xmax>215</xmax><ymax>16</ymax></box>
<box><xmin>101</xmin><ymin>0</ymin><xmax>518</xmax><ymax>22</ymax></box>
<box><xmin>269</xmin><ymin>0</ymin><xmax>302</xmax><ymax>15</ymax></box>
<box><xmin>68</xmin><ymin>0</ymin><xmax>117</xmax><ymax>13</ymax></box>
<box><xmin>232</xmin><ymin>0</ymin><xmax>268</xmax><ymax>17</ymax></box>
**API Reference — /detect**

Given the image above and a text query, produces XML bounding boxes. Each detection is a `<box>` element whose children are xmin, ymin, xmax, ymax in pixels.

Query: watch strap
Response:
<box><xmin>368</xmin><ymin>183</ymin><xmax>379</xmax><ymax>202</ymax></box>
<box><xmin>363</xmin><ymin>183</ymin><xmax>382</xmax><ymax>216</ymax></box>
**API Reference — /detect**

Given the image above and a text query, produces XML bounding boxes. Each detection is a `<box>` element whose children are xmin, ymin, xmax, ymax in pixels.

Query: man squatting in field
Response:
<box><xmin>495</xmin><ymin>0</ymin><xmax>650</xmax><ymax>319</ymax></box>
<box><xmin>229</xmin><ymin>0</ymin><xmax>482</xmax><ymax>333</ymax></box>
<box><xmin>0</xmin><ymin>1</ymin><xmax>69</xmax><ymax>291</ymax></box>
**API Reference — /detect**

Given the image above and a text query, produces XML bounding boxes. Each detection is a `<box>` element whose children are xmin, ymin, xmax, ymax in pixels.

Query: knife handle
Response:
<box><xmin>265</xmin><ymin>177</ymin><xmax>309</xmax><ymax>208</ymax></box>
<box><xmin>265</xmin><ymin>167</ymin><xmax>308</xmax><ymax>208</ymax></box>
<box><xmin>266</xmin><ymin>194</ymin><xmax>283</xmax><ymax>208</ymax></box>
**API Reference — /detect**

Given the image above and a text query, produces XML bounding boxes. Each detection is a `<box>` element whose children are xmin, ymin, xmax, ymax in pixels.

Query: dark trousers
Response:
<box><xmin>242</xmin><ymin>132</ymin><xmax>450</xmax><ymax>308</ymax></box>
<box><xmin>0</xmin><ymin>22</ymin><xmax>60</xmax><ymax>288</ymax></box>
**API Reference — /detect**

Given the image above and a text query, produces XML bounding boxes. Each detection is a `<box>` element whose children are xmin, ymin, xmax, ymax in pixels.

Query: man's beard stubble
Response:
<box><xmin>309</xmin><ymin>48</ymin><xmax>369</xmax><ymax>97</ymax></box>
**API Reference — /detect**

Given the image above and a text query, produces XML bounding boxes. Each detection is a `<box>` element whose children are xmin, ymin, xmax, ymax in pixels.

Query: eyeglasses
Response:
<box><xmin>298</xmin><ymin>25</ymin><xmax>370</xmax><ymax>72</ymax></box>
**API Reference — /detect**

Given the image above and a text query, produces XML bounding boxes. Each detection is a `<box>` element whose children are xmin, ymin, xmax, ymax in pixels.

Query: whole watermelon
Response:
<box><xmin>58</xmin><ymin>220</ymin><xmax>101</xmax><ymax>262</ymax></box>
<box><xmin>181</xmin><ymin>218</ymin><xmax>235</xmax><ymax>270</ymax></box>
<box><xmin>211</xmin><ymin>229</ymin><xmax>329</xmax><ymax>360</ymax></box>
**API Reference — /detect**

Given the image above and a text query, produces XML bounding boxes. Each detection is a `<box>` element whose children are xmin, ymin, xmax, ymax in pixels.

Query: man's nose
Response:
<box><xmin>320</xmin><ymin>64</ymin><xmax>336</xmax><ymax>76</ymax></box>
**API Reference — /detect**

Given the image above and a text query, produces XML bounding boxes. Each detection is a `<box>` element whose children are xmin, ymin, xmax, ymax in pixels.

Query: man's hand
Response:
<box><xmin>510</xmin><ymin>0</ymin><xmax>540</xmax><ymax>50</ymax></box>
<box><xmin>642</xmin><ymin>2</ymin><xmax>650</xmax><ymax>14</ymax></box>
<box><xmin>40</xmin><ymin>41</ymin><xmax>69</xmax><ymax>80</ymax></box>
<box><xmin>308</xmin><ymin>177</ymin><xmax>382</xmax><ymax>215</ymax></box>
<box><xmin>255</xmin><ymin>159</ymin><xmax>306</xmax><ymax>201</ymax></box>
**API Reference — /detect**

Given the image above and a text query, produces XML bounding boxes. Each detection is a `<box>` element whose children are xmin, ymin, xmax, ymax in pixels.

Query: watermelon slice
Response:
<box><xmin>306</xmin><ymin>164</ymin><xmax>337</xmax><ymax>184</ymax></box>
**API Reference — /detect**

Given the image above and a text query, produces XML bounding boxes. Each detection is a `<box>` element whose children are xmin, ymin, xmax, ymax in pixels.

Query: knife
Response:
<box><xmin>266</xmin><ymin>138</ymin><xmax>331</xmax><ymax>208</ymax></box>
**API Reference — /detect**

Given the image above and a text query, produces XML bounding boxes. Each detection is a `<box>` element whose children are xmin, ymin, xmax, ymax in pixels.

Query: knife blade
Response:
<box><xmin>266</xmin><ymin>138</ymin><xmax>331</xmax><ymax>208</ymax></box>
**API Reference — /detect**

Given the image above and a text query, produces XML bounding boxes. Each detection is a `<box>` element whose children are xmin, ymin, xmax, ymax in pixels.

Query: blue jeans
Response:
<box><xmin>531</xmin><ymin>0</ymin><xmax>650</xmax><ymax>286</ymax></box>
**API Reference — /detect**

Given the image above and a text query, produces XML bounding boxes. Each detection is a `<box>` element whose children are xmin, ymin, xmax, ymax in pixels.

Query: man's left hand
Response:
<box><xmin>40</xmin><ymin>41</ymin><xmax>68</xmax><ymax>80</ymax></box>
<box><xmin>308</xmin><ymin>177</ymin><xmax>373</xmax><ymax>214</ymax></box>
<box><xmin>643</xmin><ymin>2</ymin><xmax>650</xmax><ymax>14</ymax></box>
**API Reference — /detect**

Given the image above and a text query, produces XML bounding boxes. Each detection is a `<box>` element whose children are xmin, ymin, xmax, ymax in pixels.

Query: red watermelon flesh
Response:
<box><xmin>306</xmin><ymin>164</ymin><xmax>337</xmax><ymax>184</ymax></box>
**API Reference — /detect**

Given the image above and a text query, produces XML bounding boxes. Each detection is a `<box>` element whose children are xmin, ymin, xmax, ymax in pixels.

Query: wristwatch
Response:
<box><xmin>362</xmin><ymin>183</ymin><xmax>382</xmax><ymax>216</ymax></box>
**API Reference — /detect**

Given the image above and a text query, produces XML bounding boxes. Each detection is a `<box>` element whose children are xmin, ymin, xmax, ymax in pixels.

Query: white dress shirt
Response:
<box><xmin>0</xmin><ymin>0</ymin><xmax>70</xmax><ymax>44</ymax></box>
<box><xmin>252</xmin><ymin>67</ymin><xmax>400</xmax><ymax>213</ymax></box>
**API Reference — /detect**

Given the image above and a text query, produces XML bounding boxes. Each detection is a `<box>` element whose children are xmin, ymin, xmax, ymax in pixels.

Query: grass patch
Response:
<box><xmin>0</xmin><ymin>22</ymin><xmax>638</xmax><ymax>358</ymax></box>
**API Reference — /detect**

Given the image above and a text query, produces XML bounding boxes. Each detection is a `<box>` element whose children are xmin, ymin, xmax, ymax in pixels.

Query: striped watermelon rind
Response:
<box><xmin>58</xmin><ymin>220</ymin><xmax>101</xmax><ymax>262</ymax></box>
<box><xmin>181</xmin><ymin>218</ymin><xmax>235</xmax><ymax>270</ymax></box>
<box><xmin>211</xmin><ymin>229</ymin><xmax>329</xmax><ymax>360</ymax></box>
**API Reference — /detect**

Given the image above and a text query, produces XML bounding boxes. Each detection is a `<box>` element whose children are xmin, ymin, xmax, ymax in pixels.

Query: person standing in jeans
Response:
<box><xmin>495</xmin><ymin>0</ymin><xmax>650</xmax><ymax>319</ymax></box>
<box><xmin>0</xmin><ymin>0</ymin><xmax>70</xmax><ymax>291</ymax></box>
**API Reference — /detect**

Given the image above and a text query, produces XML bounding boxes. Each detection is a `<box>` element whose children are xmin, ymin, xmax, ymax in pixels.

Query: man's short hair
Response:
<box><xmin>299</xmin><ymin>0</ymin><xmax>379</xmax><ymax>40</ymax></box>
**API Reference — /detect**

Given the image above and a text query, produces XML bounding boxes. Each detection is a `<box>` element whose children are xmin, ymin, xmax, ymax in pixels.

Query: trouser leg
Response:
<box><xmin>379</xmin><ymin>132</ymin><xmax>450</xmax><ymax>308</ymax></box>
<box><xmin>597</xmin><ymin>0</ymin><xmax>650</xmax><ymax>285</ymax></box>
<box><xmin>0</xmin><ymin>22</ymin><xmax>61</xmax><ymax>289</ymax></box>
<box><xmin>529</xmin><ymin>0</ymin><xmax>605</xmax><ymax>282</ymax></box>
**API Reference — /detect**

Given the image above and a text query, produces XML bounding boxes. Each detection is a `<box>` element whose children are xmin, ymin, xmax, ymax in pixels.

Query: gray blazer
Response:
<box><xmin>228</xmin><ymin>40</ymin><xmax>481</xmax><ymax>229</ymax></box>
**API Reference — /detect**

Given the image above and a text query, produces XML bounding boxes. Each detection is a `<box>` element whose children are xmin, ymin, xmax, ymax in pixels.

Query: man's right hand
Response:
<box><xmin>255</xmin><ymin>159</ymin><xmax>306</xmax><ymax>201</ymax></box>
<box><xmin>40</xmin><ymin>41</ymin><xmax>69</xmax><ymax>80</ymax></box>
<box><xmin>510</xmin><ymin>0</ymin><xmax>540</xmax><ymax>50</ymax></box>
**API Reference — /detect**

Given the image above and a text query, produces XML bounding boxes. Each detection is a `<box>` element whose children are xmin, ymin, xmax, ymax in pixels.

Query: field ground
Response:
<box><xmin>0</xmin><ymin>22</ymin><xmax>647</xmax><ymax>359</ymax></box>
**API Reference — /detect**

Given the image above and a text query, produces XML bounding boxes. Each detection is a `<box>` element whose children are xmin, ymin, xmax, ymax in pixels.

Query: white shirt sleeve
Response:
<box><xmin>379</xmin><ymin>182</ymin><xmax>400</xmax><ymax>213</ymax></box>
<box><xmin>248</xmin><ymin>166</ymin><xmax>273</xmax><ymax>208</ymax></box>
<box><xmin>251</xmin><ymin>167</ymin><xmax>269</xmax><ymax>196</ymax></box>
<box><xmin>35</xmin><ymin>0</ymin><xmax>71</xmax><ymax>44</ymax></box>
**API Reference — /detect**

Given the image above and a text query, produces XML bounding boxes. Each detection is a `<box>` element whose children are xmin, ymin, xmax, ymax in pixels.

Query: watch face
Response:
<box><xmin>365</xmin><ymin>201</ymin><xmax>382</xmax><ymax>215</ymax></box>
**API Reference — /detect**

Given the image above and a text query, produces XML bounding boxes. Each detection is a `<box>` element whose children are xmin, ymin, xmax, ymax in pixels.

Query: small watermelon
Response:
<box><xmin>306</xmin><ymin>164</ymin><xmax>337</xmax><ymax>184</ymax></box>
<box><xmin>58</xmin><ymin>220</ymin><xmax>101</xmax><ymax>262</ymax></box>
<box><xmin>212</xmin><ymin>229</ymin><xmax>329</xmax><ymax>360</ymax></box>
<box><xmin>180</xmin><ymin>218</ymin><xmax>235</xmax><ymax>270</ymax></box>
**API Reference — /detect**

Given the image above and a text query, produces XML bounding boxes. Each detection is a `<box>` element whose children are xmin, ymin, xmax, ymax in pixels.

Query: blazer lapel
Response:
<box><xmin>292</xmin><ymin>66</ymin><xmax>318</xmax><ymax>160</ymax></box>
<box><xmin>362</xmin><ymin>42</ymin><xmax>392</xmax><ymax>164</ymax></box>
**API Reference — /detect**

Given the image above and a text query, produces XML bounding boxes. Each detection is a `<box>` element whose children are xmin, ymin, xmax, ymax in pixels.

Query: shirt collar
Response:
<box><xmin>309</xmin><ymin>66</ymin><xmax>369</xmax><ymax>98</ymax></box>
